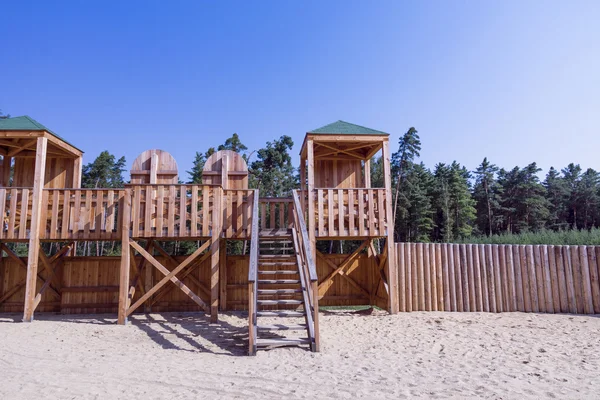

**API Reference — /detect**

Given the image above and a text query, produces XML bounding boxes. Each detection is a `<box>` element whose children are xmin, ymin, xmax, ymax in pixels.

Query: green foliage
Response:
<box><xmin>456</xmin><ymin>228</ymin><xmax>600</xmax><ymax>246</ymax></box>
<box><xmin>249</xmin><ymin>135</ymin><xmax>296</xmax><ymax>197</ymax></box>
<box><xmin>81</xmin><ymin>151</ymin><xmax>126</xmax><ymax>188</ymax></box>
<box><xmin>187</xmin><ymin>133</ymin><xmax>247</xmax><ymax>184</ymax></box>
<box><xmin>218</xmin><ymin>133</ymin><xmax>247</xmax><ymax>153</ymax></box>
<box><xmin>431</xmin><ymin>162</ymin><xmax>476</xmax><ymax>242</ymax></box>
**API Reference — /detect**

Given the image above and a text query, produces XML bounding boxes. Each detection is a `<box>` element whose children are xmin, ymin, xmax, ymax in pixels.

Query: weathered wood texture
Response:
<box><xmin>130</xmin><ymin>185</ymin><xmax>221</xmax><ymax>239</ymax></box>
<box><xmin>130</xmin><ymin>149</ymin><xmax>179</xmax><ymax>185</ymax></box>
<box><xmin>202</xmin><ymin>150</ymin><xmax>248</xmax><ymax>189</ymax></box>
<box><xmin>12</xmin><ymin>157</ymin><xmax>77</xmax><ymax>189</ymax></box>
<box><xmin>258</xmin><ymin>197</ymin><xmax>293</xmax><ymax>236</ymax></box>
<box><xmin>0</xmin><ymin>253</ymin><xmax>379</xmax><ymax>313</ymax></box>
<box><xmin>312</xmin><ymin>188</ymin><xmax>388</xmax><ymax>238</ymax></box>
<box><xmin>395</xmin><ymin>243</ymin><xmax>600</xmax><ymax>314</ymax></box>
<box><xmin>0</xmin><ymin>255</ymin><xmax>213</xmax><ymax>314</ymax></box>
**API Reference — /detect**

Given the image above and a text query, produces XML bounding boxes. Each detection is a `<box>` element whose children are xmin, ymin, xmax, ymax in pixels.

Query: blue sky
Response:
<box><xmin>1</xmin><ymin>1</ymin><xmax>599</xmax><ymax>179</ymax></box>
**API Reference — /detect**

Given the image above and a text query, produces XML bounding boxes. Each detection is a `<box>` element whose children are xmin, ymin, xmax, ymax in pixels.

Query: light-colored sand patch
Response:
<box><xmin>0</xmin><ymin>310</ymin><xmax>598</xmax><ymax>399</ymax></box>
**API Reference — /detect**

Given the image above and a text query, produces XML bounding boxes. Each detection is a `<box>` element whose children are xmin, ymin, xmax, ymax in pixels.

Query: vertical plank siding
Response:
<box><xmin>313</xmin><ymin>188</ymin><xmax>388</xmax><ymax>238</ymax></box>
<box><xmin>395</xmin><ymin>243</ymin><xmax>600</xmax><ymax>314</ymax></box>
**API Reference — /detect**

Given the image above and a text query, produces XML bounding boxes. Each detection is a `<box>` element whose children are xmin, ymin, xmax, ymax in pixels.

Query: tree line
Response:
<box><xmin>382</xmin><ymin>128</ymin><xmax>600</xmax><ymax>243</ymax></box>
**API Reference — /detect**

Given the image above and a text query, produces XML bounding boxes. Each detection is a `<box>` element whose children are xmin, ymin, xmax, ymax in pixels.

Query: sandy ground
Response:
<box><xmin>0</xmin><ymin>310</ymin><xmax>599</xmax><ymax>399</ymax></box>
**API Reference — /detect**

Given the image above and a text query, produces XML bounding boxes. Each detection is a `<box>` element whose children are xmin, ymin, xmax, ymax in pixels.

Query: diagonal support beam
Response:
<box><xmin>317</xmin><ymin>251</ymin><xmax>370</xmax><ymax>299</ymax></box>
<box><xmin>150</xmin><ymin>242</ymin><xmax>211</xmax><ymax>305</ymax></box>
<box><xmin>127</xmin><ymin>240</ymin><xmax>210</xmax><ymax>316</ymax></box>
<box><xmin>1</xmin><ymin>243</ymin><xmax>61</xmax><ymax>300</ymax></box>
<box><xmin>317</xmin><ymin>239</ymin><xmax>370</xmax><ymax>296</ymax></box>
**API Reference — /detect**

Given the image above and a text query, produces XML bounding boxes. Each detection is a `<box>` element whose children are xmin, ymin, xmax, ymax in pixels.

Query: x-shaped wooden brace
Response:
<box><xmin>370</xmin><ymin>241</ymin><xmax>389</xmax><ymax>301</ymax></box>
<box><xmin>149</xmin><ymin>242</ymin><xmax>211</xmax><ymax>307</ymax></box>
<box><xmin>0</xmin><ymin>243</ymin><xmax>72</xmax><ymax>309</ymax></box>
<box><xmin>126</xmin><ymin>240</ymin><xmax>210</xmax><ymax>317</ymax></box>
<box><xmin>317</xmin><ymin>239</ymin><xmax>371</xmax><ymax>298</ymax></box>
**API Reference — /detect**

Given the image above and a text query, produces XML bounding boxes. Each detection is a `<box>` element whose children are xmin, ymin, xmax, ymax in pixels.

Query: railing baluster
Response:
<box><xmin>0</xmin><ymin>189</ymin><xmax>5</xmax><ymax>240</ymax></box>
<box><xmin>18</xmin><ymin>188</ymin><xmax>29</xmax><ymax>239</ymax></box>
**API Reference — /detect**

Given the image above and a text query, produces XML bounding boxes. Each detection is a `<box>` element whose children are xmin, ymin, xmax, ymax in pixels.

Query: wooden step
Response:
<box><xmin>257</xmin><ymin>299</ymin><xmax>303</xmax><ymax>305</ymax></box>
<box><xmin>257</xmin><ymin>310</ymin><xmax>305</xmax><ymax>317</ymax></box>
<box><xmin>259</xmin><ymin>254</ymin><xmax>295</xmax><ymax>259</ymax></box>
<box><xmin>258</xmin><ymin>270</ymin><xmax>298</xmax><ymax>275</ymax></box>
<box><xmin>258</xmin><ymin>262</ymin><xmax>297</xmax><ymax>267</ymax></box>
<box><xmin>257</xmin><ymin>289</ymin><xmax>303</xmax><ymax>294</ymax></box>
<box><xmin>256</xmin><ymin>337</ymin><xmax>311</xmax><ymax>347</ymax></box>
<box><xmin>258</xmin><ymin>279</ymin><xmax>301</xmax><ymax>285</ymax></box>
<box><xmin>257</xmin><ymin>324</ymin><xmax>307</xmax><ymax>331</ymax></box>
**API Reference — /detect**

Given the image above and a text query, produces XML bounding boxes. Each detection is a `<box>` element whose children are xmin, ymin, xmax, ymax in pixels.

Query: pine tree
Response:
<box><xmin>543</xmin><ymin>167</ymin><xmax>569</xmax><ymax>230</ymax></box>
<box><xmin>218</xmin><ymin>133</ymin><xmax>248</xmax><ymax>153</ymax></box>
<box><xmin>391</xmin><ymin>127</ymin><xmax>421</xmax><ymax>226</ymax></box>
<box><xmin>81</xmin><ymin>151</ymin><xmax>126</xmax><ymax>188</ymax></box>
<box><xmin>395</xmin><ymin>162</ymin><xmax>434</xmax><ymax>242</ymax></box>
<box><xmin>562</xmin><ymin>163</ymin><xmax>583</xmax><ymax>229</ymax></box>
<box><xmin>250</xmin><ymin>135</ymin><xmax>296</xmax><ymax>196</ymax></box>
<box><xmin>578</xmin><ymin>168</ymin><xmax>600</xmax><ymax>229</ymax></box>
<box><xmin>473</xmin><ymin>158</ymin><xmax>501</xmax><ymax>235</ymax></box>
<box><xmin>497</xmin><ymin>163</ymin><xmax>549</xmax><ymax>233</ymax></box>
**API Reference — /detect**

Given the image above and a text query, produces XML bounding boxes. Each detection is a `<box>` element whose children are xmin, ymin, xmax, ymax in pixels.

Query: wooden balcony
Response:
<box><xmin>307</xmin><ymin>188</ymin><xmax>389</xmax><ymax>238</ymax></box>
<box><xmin>0</xmin><ymin>186</ymin><xmax>388</xmax><ymax>242</ymax></box>
<box><xmin>0</xmin><ymin>186</ymin><xmax>258</xmax><ymax>242</ymax></box>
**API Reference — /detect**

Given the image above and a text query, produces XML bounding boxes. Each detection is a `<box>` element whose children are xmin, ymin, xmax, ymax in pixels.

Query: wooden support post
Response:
<box><xmin>117</xmin><ymin>189</ymin><xmax>132</xmax><ymax>324</ymax></box>
<box><xmin>22</xmin><ymin>137</ymin><xmax>47</xmax><ymax>322</ymax></box>
<box><xmin>364</xmin><ymin>159</ymin><xmax>371</xmax><ymax>188</ymax></box>
<box><xmin>219</xmin><ymin>239</ymin><xmax>227</xmax><ymax>311</ymax></box>
<box><xmin>210</xmin><ymin>187</ymin><xmax>222</xmax><ymax>322</ymax></box>
<box><xmin>382</xmin><ymin>139</ymin><xmax>399</xmax><ymax>314</ymax></box>
<box><xmin>307</xmin><ymin>140</ymin><xmax>316</xmax><ymax>256</ymax></box>
<box><xmin>73</xmin><ymin>156</ymin><xmax>82</xmax><ymax>188</ymax></box>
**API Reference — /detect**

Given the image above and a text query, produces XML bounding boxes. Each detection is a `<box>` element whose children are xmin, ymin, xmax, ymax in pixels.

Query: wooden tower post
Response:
<box><xmin>382</xmin><ymin>139</ymin><xmax>399</xmax><ymax>313</ymax></box>
<box><xmin>22</xmin><ymin>137</ymin><xmax>48</xmax><ymax>322</ymax></box>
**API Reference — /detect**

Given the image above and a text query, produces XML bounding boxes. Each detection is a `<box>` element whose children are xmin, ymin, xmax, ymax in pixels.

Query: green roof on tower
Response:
<box><xmin>307</xmin><ymin>120</ymin><xmax>388</xmax><ymax>135</ymax></box>
<box><xmin>0</xmin><ymin>115</ymin><xmax>82</xmax><ymax>152</ymax></box>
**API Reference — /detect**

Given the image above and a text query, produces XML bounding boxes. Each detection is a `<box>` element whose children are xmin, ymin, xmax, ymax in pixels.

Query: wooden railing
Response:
<box><xmin>222</xmin><ymin>189</ymin><xmax>254</xmax><ymax>239</ymax></box>
<box><xmin>292</xmin><ymin>190</ymin><xmax>319</xmax><ymax>352</ymax></box>
<box><xmin>129</xmin><ymin>185</ymin><xmax>221</xmax><ymax>238</ymax></box>
<box><xmin>314</xmin><ymin>188</ymin><xmax>388</xmax><ymax>237</ymax></box>
<box><xmin>41</xmin><ymin>189</ymin><xmax>124</xmax><ymax>240</ymax></box>
<box><xmin>0</xmin><ymin>188</ymin><xmax>33</xmax><ymax>240</ymax></box>
<box><xmin>247</xmin><ymin>189</ymin><xmax>260</xmax><ymax>356</ymax></box>
<box><xmin>259</xmin><ymin>197</ymin><xmax>293</xmax><ymax>235</ymax></box>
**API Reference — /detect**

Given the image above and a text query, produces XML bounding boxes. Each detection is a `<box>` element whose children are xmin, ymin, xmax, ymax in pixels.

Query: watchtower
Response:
<box><xmin>299</xmin><ymin>120</ymin><xmax>398</xmax><ymax>313</ymax></box>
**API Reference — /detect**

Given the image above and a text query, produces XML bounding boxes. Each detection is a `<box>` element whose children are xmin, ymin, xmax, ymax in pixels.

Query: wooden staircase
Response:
<box><xmin>248</xmin><ymin>191</ymin><xmax>319</xmax><ymax>355</ymax></box>
<box><xmin>254</xmin><ymin>237</ymin><xmax>314</xmax><ymax>351</ymax></box>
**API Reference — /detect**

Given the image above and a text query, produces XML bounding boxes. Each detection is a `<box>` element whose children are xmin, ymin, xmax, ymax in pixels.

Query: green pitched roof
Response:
<box><xmin>0</xmin><ymin>115</ymin><xmax>82</xmax><ymax>152</ymax></box>
<box><xmin>308</xmin><ymin>120</ymin><xmax>388</xmax><ymax>135</ymax></box>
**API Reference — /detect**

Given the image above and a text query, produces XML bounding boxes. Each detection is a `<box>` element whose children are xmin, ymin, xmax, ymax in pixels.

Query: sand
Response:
<box><xmin>0</xmin><ymin>310</ymin><xmax>599</xmax><ymax>399</ymax></box>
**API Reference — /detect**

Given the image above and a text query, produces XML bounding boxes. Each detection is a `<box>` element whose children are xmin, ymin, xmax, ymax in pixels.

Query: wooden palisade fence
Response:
<box><xmin>395</xmin><ymin>243</ymin><xmax>600</xmax><ymax>314</ymax></box>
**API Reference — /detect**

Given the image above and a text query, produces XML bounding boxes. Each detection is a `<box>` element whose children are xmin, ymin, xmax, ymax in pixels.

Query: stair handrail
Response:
<box><xmin>248</xmin><ymin>189</ymin><xmax>260</xmax><ymax>283</ymax></box>
<box><xmin>292</xmin><ymin>190</ymin><xmax>318</xmax><ymax>282</ymax></box>
<box><xmin>292</xmin><ymin>189</ymin><xmax>320</xmax><ymax>351</ymax></box>
<box><xmin>248</xmin><ymin>189</ymin><xmax>259</xmax><ymax>355</ymax></box>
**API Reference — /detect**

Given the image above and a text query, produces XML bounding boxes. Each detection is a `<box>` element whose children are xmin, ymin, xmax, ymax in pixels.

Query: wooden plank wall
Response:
<box><xmin>0</xmin><ymin>255</ymin><xmax>213</xmax><ymax>314</ymax></box>
<box><xmin>0</xmin><ymin>253</ymin><xmax>377</xmax><ymax>314</ymax></box>
<box><xmin>12</xmin><ymin>157</ymin><xmax>75</xmax><ymax>189</ymax></box>
<box><xmin>395</xmin><ymin>243</ymin><xmax>600</xmax><ymax>314</ymax></box>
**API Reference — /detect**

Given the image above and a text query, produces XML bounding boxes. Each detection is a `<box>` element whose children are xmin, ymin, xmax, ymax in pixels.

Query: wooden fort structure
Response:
<box><xmin>0</xmin><ymin>117</ymin><xmax>397</xmax><ymax>354</ymax></box>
